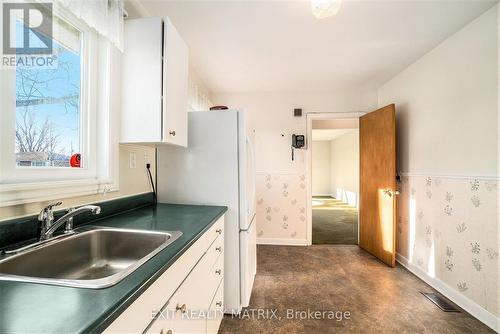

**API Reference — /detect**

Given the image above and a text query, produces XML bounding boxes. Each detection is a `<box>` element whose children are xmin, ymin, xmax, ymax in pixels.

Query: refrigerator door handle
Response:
<box><xmin>240</xmin><ymin>213</ymin><xmax>256</xmax><ymax>232</ymax></box>
<box><xmin>246</xmin><ymin>136</ymin><xmax>256</xmax><ymax>217</ymax></box>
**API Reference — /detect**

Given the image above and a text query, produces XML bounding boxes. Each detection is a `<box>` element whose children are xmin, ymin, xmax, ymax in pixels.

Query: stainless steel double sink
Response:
<box><xmin>0</xmin><ymin>226</ymin><xmax>182</xmax><ymax>288</ymax></box>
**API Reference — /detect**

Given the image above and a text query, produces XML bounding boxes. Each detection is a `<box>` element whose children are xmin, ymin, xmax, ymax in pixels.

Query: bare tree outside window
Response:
<box><xmin>15</xmin><ymin>18</ymin><xmax>82</xmax><ymax>168</ymax></box>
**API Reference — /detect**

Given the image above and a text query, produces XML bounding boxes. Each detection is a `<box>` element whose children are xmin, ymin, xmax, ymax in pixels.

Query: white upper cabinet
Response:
<box><xmin>121</xmin><ymin>17</ymin><xmax>188</xmax><ymax>146</ymax></box>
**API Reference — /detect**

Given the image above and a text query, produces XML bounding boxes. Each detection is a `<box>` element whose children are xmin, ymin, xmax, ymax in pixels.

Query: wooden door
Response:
<box><xmin>359</xmin><ymin>104</ymin><xmax>397</xmax><ymax>267</ymax></box>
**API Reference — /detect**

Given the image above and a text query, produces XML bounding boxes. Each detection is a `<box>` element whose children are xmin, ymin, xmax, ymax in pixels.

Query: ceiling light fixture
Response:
<box><xmin>311</xmin><ymin>0</ymin><xmax>342</xmax><ymax>19</ymax></box>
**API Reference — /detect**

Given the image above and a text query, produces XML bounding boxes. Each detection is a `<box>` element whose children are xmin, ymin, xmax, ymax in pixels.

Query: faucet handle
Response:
<box><xmin>47</xmin><ymin>201</ymin><xmax>63</xmax><ymax>210</ymax></box>
<box><xmin>38</xmin><ymin>201</ymin><xmax>62</xmax><ymax>221</ymax></box>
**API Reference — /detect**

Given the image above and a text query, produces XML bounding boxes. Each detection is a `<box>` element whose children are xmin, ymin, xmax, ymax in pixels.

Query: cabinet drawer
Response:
<box><xmin>209</xmin><ymin>252</ymin><xmax>224</xmax><ymax>285</ymax></box>
<box><xmin>196</xmin><ymin>216</ymin><xmax>223</xmax><ymax>253</ymax></box>
<box><xmin>207</xmin><ymin>279</ymin><xmax>224</xmax><ymax>334</ymax></box>
<box><xmin>151</xmin><ymin>257</ymin><xmax>219</xmax><ymax>333</ymax></box>
<box><xmin>205</xmin><ymin>232</ymin><xmax>224</xmax><ymax>272</ymax></box>
<box><xmin>104</xmin><ymin>216</ymin><xmax>224</xmax><ymax>334</ymax></box>
<box><xmin>144</xmin><ymin>307</ymin><xmax>172</xmax><ymax>334</ymax></box>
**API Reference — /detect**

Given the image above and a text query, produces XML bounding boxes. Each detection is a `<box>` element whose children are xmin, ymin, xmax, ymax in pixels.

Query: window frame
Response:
<box><xmin>0</xmin><ymin>5</ymin><xmax>119</xmax><ymax>206</ymax></box>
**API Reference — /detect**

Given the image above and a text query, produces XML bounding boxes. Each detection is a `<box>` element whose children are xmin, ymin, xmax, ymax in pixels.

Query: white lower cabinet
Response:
<box><xmin>206</xmin><ymin>280</ymin><xmax>224</xmax><ymax>334</ymax></box>
<box><xmin>104</xmin><ymin>216</ymin><xmax>224</xmax><ymax>334</ymax></box>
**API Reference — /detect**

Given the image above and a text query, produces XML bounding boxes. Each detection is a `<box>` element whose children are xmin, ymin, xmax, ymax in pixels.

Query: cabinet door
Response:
<box><xmin>121</xmin><ymin>18</ymin><xmax>163</xmax><ymax>143</ymax></box>
<box><xmin>162</xmin><ymin>18</ymin><xmax>188</xmax><ymax>147</ymax></box>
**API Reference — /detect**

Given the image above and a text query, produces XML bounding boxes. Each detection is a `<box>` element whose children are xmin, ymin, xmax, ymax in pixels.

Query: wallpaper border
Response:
<box><xmin>399</xmin><ymin>172</ymin><xmax>500</xmax><ymax>181</ymax></box>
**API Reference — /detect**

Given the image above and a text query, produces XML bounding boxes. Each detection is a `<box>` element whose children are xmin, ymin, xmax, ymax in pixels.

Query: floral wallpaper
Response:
<box><xmin>255</xmin><ymin>171</ymin><xmax>499</xmax><ymax>317</ymax></box>
<box><xmin>255</xmin><ymin>172</ymin><xmax>307</xmax><ymax>241</ymax></box>
<box><xmin>398</xmin><ymin>175</ymin><xmax>499</xmax><ymax>317</ymax></box>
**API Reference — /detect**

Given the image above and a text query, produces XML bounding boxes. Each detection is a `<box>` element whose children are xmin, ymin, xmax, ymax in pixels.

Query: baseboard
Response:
<box><xmin>396</xmin><ymin>253</ymin><xmax>499</xmax><ymax>332</ymax></box>
<box><xmin>312</xmin><ymin>193</ymin><xmax>335</xmax><ymax>197</ymax></box>
<box><xmin>257</xmin><ymin>237</ymin><xmax>308</xmax><ymax>246</ymax></box>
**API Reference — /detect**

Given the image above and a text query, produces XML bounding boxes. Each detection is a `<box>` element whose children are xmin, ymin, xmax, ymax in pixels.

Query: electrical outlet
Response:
<box><xmin>129</xmin><ymin>153</ymin><xmax>137</xmax><ymax>169</ymax></box>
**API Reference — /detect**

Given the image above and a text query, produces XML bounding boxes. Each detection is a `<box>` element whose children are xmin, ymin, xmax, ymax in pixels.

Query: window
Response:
<box><xmin>15</xmin><ymin>16</ymin><xmax>83</xmax><ymax>168</ymax></box>
<box><xmin>0</xmin><ymin>5</ymin><xmax>119</xmax><ymax>206</ymax></box>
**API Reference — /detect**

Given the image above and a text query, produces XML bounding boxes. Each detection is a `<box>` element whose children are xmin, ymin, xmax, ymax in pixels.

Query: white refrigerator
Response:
<box><xmin>157</xmin><ymin>110</ymin><xmax>257</xmax><ymax>314</ymax></box>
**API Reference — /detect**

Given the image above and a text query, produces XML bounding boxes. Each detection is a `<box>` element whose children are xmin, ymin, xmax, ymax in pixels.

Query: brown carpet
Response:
<box><xmin>312</xmin><ymin>196</ymin><xmax>358</xmax><ymax>245</ymax></box>
<box><xmin>218</xmin><ymin>245</ymin><xmax>494</xmax><ymax>334</ymax></box>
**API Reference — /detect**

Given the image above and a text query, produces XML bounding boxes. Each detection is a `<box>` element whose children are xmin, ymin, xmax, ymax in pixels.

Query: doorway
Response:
<box><xmin>306</xmin><ymin>106</ymin><xmax>397</xmax><ymax>267</ymax></box>
<box><xmin>311</xmin><ymin>121</ymin><xmax>359</xmax><ymax>244</ymax></box>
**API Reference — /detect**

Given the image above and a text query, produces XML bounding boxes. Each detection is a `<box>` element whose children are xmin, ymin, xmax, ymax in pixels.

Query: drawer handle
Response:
<box><xmin>216</xmin><ymin>246</ymin><xmax>222</xmax><ymax>252</ymax></box>
<box><xmin>216</xmin><ymin>229</ymin><xmax>222</xmax><ymax>234</ymax></box>
<box><xmin>215</xmin><ymin>269</ymin><xmax>222</xmax><ymax>275</ymax></box>
<box><xmin>216</xmin><ymin>301</ymin><xmax>222</xmax><ymax>307</ymax></box>
<box><xmin>160</xmin><ymin>330</ymin><xmax>172</xmax><ymax>334</ymax></box>
<box><xmin>176</xmin><ymin>304</ymin><xmax>187</xmax><ymax>313</ymax></box>
<box><xmin>169</xmin><ymin>130</ymin><xmax>176</xmax><ymax>136</ymax></box>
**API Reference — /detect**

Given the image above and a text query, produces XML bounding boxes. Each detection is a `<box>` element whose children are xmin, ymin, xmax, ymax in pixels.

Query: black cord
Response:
<box><xmin>146</xmin><ymin>163</ymin><xmax>157</xmax><ymax>205</ymax></box>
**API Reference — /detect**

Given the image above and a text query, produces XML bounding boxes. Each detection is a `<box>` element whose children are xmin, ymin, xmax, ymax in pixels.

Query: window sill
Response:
<box><xmin>0</xmin><ymin>178</ymin><xmax>119</xmax><ymax>207</ymax></box>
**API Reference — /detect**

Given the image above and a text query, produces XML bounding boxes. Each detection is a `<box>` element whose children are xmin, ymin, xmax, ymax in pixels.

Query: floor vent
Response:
<box><xmin>421</xmin><ymin>292</ymin><xmax>461</xmax><ymax>312</ymax></box>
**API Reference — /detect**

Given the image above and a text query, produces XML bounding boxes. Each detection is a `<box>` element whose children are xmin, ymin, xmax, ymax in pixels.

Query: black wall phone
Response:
<box><xmin>292</xmin><ymin>134</ymin><xmax>305</xmax><ymax>148</ymax></box>
<box><xmin>291</xmin><ymin>134</ymin><xmax>305</xmax><ymax>160</ymax></box>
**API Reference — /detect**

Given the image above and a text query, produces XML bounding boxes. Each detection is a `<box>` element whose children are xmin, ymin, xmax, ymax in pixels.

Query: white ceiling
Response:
<box><xmin>135</xmin><ymin>0</ymin><xmax>497</xmax><ymax>94</ymax></box>
<box><xmin>312</xmin><ymin>129</ymin><xmax>356</xmax><ymax>141</ymax></box>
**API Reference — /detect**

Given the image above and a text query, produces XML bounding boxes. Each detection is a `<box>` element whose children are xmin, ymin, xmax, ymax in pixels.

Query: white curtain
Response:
<box><xmin>55</xmin><ymin>0</ymin><xmax>124</xmax><ymax>51</ymax></box>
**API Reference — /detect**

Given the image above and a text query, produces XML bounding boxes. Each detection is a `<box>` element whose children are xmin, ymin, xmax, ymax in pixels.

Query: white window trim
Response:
<box><xmin>0</xmin><ymin>5</ymin><xmax>120</xmax><ymax>207</ymax></box>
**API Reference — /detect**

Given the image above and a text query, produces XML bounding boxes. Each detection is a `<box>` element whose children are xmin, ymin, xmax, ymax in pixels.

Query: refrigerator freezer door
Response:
<box><xmin>239</xmin><ymin>215</ymin><xmax>257</xmax><ymax>308</ymax></box>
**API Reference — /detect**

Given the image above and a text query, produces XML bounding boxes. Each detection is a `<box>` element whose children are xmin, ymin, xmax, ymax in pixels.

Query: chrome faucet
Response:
<box><xmin>38</xmin><ymin>201</ymin><xmax>62</xmax><ymax>240</ymax></box>
<box><xmin>38</xmin><ymin>203</ymin><xmax>101</xmax><ymax>241</ymax></box>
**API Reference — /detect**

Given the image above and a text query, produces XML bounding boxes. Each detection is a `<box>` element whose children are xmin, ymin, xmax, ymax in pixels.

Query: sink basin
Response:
<box><xmin>0</xmin><ymin>226</ymin><xmax>182</xmax><ymax>288</ymax></box>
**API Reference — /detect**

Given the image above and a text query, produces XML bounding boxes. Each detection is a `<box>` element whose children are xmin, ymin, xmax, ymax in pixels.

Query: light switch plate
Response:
<box><xmin>129</xmin><ymin>153</ymin><xmax>137</xmax><ymax>169</ymax></box>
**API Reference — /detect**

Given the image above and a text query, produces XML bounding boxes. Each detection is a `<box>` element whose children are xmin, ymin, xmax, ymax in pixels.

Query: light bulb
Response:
<box><xmin>311</xmin><ymin>0</ymin><xmax>342</xmax><ymax>19</ymax></box>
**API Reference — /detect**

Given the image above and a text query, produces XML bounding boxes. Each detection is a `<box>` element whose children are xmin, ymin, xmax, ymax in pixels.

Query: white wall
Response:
<box><xmin>312</xmin><ymin>141</ymin><xmax>331</xmax><ymax>196</ymax></box>
<box><xmin>379</xmin><ymin>7</ymin><xmax>498</xmax><ymax>177</ymax></box>
<box><xmin>330</xmin><ymin>130</ymin><xmax>359</xmax><ymax>207</ymax></box>
<box><xmin>188</xmin><ymin>67</ymin><xmax>214</xmax><ymax>111</ymax></box>
<box><xmin>213</xmin><ymin>91</ymin><xmax>377</xmax><ymax>244</ymax></box>
<box><xmin>312</xmin><ymin>130</ymin><xmax>359</xmax><ymax>205</ymax></box>
<box><xmin>379</xmin><ymin>5</ymin><xmax>499</xmax><ymax>330</ymax></box>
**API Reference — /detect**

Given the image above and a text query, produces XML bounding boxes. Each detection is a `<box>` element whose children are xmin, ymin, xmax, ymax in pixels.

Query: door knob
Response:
<box><xmin>216</xmin><ymin>246</ymin><xmax>222</xmax><ymax>252</ymax></box>
<box><xmin>216</xmin><ymin>229</ymin><xmax>222</xmax><ymax>234</ymax></box>
<box><xmin>383</xmin><ymin>189</ymin><xmax>400</xmax><ymax>197</ymax></box>
<box><xmin>215</xmin><ymin>269</ymin><xmax>222</xmax><ymax>275</ymax></box>
<box><xmin>176</xmin><ymin>303</ymin><xmax>187</xmax><ymax>313</ymax></box>
<box><xmin>216</xmin><ymin>301</ymin><xmax>222</xmax><ymax>307</ymax></box>
<box><xmin>169</xmin><ymin>130</ymin><xmax>176</xmax><ymax>136</ymax></box>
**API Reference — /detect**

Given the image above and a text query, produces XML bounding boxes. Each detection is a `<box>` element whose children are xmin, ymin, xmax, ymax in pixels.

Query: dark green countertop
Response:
<box><xmin>0</xmin><ymin>203</ymin><xmax>227</xmax><ymax>334</ymax></box>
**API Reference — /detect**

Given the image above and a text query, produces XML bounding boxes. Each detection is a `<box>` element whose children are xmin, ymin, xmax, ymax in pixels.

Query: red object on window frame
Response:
<box><xmin>70</xmin><ymin>153</ymin><xmax>81</xmax><ymax>168</ymax></box>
